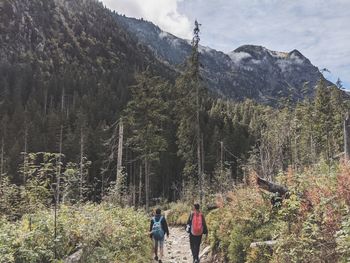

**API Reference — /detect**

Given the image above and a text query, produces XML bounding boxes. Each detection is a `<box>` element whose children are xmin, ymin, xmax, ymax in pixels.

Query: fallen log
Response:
<box><xmin>250</xmin><ymin>240</ymin><xmax>277</xmax><ymax>248</ymax></box>
<box><xmin>206</xmin><ymin>204</ymin><xmax>219</xmax><ymax>211</ymax></box>
<box><xmin>256</xmin><ymin>176</ymin><xmax>289</xmax><ymax>196</ymax></box>
<box><xmin>199</xmin><ymin>246</ymin><xmax>211</xmax><ymax>259</ymax></box>
<box><xmin>64</xmin><ymin>249</ymin><xmax>82</xmax><ymax>263</ymax></box>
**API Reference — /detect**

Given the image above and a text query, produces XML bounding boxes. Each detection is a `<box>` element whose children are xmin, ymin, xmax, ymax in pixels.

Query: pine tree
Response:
<box><xmin>314</xmin><ymin>77</ymin><xmax>332</xmax><ymax>161</ymax></box>
<box><xmin>174</xmin><ymin>21</ymin><xmax>208</xmax><ymax>203</ymax></box>
<box><xmin>124</xmin><ymin>70</ymin><xmax>169</xmax><ymax>211</ymax></box>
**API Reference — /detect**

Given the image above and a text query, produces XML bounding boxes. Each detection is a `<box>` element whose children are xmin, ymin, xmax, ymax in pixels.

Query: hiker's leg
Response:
<box><xmin>190</xmin><ymin>234</ymin><xmax>195</xmax><ymax>260</ymax></box>
<box><xmin>194</xmin><ymin>235</ymin><xmax>202</xmax><ymax>260</ymax></box>
<box><xmin>159</xmin><ymin>239</ymin><xmax>164</xmax><ymax>259</ymax></box>
<box><xmin>154</xmin><ymin>239</ymin><xmax>158</xmax><ymax>257</ymax></box>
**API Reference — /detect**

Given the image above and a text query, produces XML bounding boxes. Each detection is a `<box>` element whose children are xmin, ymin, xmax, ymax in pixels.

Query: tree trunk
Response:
<box><xmin>79</xmin><ymin>128</ymin><xmax>84</xmax><ymax>202</ymax></box>
<box><xmin>56</xmin><ymin>124</ymin><xmax>63</xmax><ymax>206</ymax></box>
<box><xmin>294</xmin><ymin>132</ymin><xmax>298</xmax><ymax>169</ymax></box>
<box><xmin>311</xmin><ymin>134</ymin><xmax>316</xmax><ymax>164</ymax></box>
<box><xmin>72</xmin><ymin>92</ymin><xmax>76</xmax><ymax>111</ymax></box>
<box><xmin>197</xmin><ymin>84</ymin><xmax>202</xmax><ymax>205</ymax></box>
<box><xmin>44</xmin><ymin>88</ymin><xmax>48</xmax><ymax>115</ymax></box>
<box><xmin>61</xmin><ymin>87</ymin><xmax>65</xmax><ymax>113</ymax></box>
<box><xmin>220</xmin><ymin>141</ymin><xmax>224</xmax><ymax>175</ymax></box>
<box><xmin>23</xmin><ymin>126</ymin><xmax>28</xmax><ymax>184</ymax></box>
<box><xmin>344</xmin><ymin>112</ymin><xmax>350</xmax><ymax>160</ymax></box>
<box><xmin>201</xmin><ymin>132</ymin><xmax>205</xmax><ymax>203</ymax></box>
<box><xmin>116</xmin><ymin>120</ymin><xmax>123</xmax><ymax>180</ymax></box>
<box><xmin>116</xmin><ymin>120</ymin><xmax>124</xmax><ymax>204</ymax></box>
<box><xmin>1</xmin><ymin>137</ymin><xmax>4</xmax><ymax>178</ymax></box>
<box><xmin>138</xmin><ymin>162</ymin><xmax>142</xmax><ymax>207</ymax></box>
<box><xmin>201</xmin><ymin>132</ymin><xmax>205</xmax><ymax>174</ymax></box>
<box><xmin>101</xmin><ymin>171</ymin><xmax>105</xmax><ymax>198</ymax></box>
<box><xmin>145</xmin><ymin>157</ymin><xmax>149</xmax><ymax>211</ymax></box>
<box><xmin>54</xmin><ymin>200</ymin><xmax>57</xmax><ymax>259</ymax></box>
<box><xmin>259</xmin><ymin>144</ymin><xmax>266</xmax><ymax>179</ymax></box>
<box><xmin>131</xmin><ymin>153</ymin><xmax>136</xmax><ymax>207</ymax></box>
<box><xmin>50</xmin><ymin>96</ymin><xmax>54</xmax><ymax>113</ymax></box>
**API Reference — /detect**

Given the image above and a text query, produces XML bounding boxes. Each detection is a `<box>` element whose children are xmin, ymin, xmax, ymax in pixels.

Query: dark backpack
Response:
<box><xmin>152</xmin><ymin>216</ymin><xmax>165</xmax><ymax>240</ymax></box>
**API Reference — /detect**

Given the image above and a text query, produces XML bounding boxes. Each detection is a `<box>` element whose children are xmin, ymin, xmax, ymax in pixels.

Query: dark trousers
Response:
<box><xmin>190</xmin><ymin>234</ymin><xmax>202</xmax><ymax>261</ymax></box>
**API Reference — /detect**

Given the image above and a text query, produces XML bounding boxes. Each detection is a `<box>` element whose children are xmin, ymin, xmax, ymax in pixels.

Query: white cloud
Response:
<box><xmin>101</xmin><ymin>0</ymin><xmax>350</xmax><ymax>87</ymax></box>
<box><xmin>177</xmin><ymin>0</ymin><xmax>350</xmax><ymax>86</ymax></box>
<box><xmin>101</xmin><ymin>0</ymin><xmax>192</xmax><ymax>39</ymax></box>
<box><xmin>228</xmin><ymin>51</ymin><xmax>251</xmax><ymax>64</ymax></box>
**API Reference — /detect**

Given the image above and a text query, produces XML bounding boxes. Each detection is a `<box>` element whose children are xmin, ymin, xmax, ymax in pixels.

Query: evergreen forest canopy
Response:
<box><xmin>0</xmin><ymin>0</ymin><xmax>348</xmax><ymax>207</ymax></box>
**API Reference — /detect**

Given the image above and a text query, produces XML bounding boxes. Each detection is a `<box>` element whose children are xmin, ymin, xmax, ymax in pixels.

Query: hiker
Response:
<box><xmin>150</xmin><ymin>208</ymin><xmax>169</xmax><ymax>263</ymax></box>
<box><xmin>186</xmin><ymin>203</ymin><xmax>208</xmax><ymax>263</ymax></box>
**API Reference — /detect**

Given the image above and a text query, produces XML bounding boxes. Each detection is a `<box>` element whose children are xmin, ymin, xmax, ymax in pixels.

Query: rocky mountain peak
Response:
<box><xmin>233</xmin><ymin>44</ymin><xmax>269</xmax><ymax>58</ymax></box>
<box><xmin>113</xmin><ymin>13</ymin><xmax>334</xmax><ymax>104</ymax></box>
<box><xmin>289</xmin><ymin>49</ymin><xmax>304</xmax><ymax>58</ymax></box>
<box><xmin>0</xmin><ymin>0</ymin><xmax>332</xmax><ymax>106</ymax></box>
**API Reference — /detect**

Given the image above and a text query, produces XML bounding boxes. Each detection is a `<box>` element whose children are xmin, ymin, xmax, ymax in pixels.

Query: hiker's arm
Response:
<box><xmin>149</xmin><ymin>220</ymin><xmax>153</xmax><ymax>238</ymax></box>
<box><xmin>202</xmin><ymin>215</ymin><xmax>208</xmax><ymax>235</ymax></box>
<box><xmin>163</xmin><ymin>218</ymin><xmax>170</xmax><ymax>236</ymax></box>
<box><xmin>187</xmin><ymin>212</ymin><xmax>192</xmax><ymax>225</ymax></box>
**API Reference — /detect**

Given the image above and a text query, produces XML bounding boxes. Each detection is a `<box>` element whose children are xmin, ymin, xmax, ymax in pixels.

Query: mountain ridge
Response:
<box><xmin>0</xmin><ymin>0</ymin><xmax>336</xmax><ymax>106</ymax></box>
<box><xmin>114</xmin><ymin>14</ymin><xmax>333</xmax><ymax>104</ymax></box>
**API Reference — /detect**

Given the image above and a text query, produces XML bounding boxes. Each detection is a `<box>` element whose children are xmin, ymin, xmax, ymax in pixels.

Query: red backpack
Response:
<box><xmin>191</xmin><ymin>211</ymin><xmax>203</xmax><ymax>236</ymax></box>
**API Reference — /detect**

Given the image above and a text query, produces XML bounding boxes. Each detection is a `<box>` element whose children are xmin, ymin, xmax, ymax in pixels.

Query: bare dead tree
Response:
<box><xmin>344</xmin><ymin>112</ymin><xmax>350</xmax><ymax>160</ymax></box>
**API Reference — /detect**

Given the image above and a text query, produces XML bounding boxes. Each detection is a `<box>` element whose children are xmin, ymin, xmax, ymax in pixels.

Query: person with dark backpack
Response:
<box><xmin>150</xmin><ymin>208</ymin><xmax>169</xmax><ymax>263</ymax></box>
<box><xmin>186</xmin><ymin>203</ymin><xmax>208</xmax><ymax>263</ymax></box>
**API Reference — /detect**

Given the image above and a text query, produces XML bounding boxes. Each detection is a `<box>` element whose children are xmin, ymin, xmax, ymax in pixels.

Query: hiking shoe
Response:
<box><xmin>154</xmin><ymin>256</ymin><xmax>158</xmax><ymax>261</ymax></box>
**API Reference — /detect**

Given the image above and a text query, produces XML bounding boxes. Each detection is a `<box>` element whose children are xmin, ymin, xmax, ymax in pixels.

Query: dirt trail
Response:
<box><xmin>158</xmin><ymin>226</ymin><xmax>211</xmax><ymax>263</ymax></box>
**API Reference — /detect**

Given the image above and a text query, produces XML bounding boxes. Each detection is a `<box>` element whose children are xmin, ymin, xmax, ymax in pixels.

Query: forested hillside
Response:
<box><xmin>115</xmin><ymin>14</ymin><xmax>332</xmax><ymax>104</ymax></box>
<box><xmin>1</xmin><ymin>0</ymin><xmax>346</xmax><ymax>204</ymax></box>
<box><xmin>0</xmin><ymin>0</ymin><xmax>173</xmax><ymax>197</ymax></box>
<box><xmin>1</xmin><ymin>0</ymin><xmax>350</xmax><ymax>262</ymax></box>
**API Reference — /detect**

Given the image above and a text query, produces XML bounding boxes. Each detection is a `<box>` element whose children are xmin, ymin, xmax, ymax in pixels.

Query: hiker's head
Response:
<box><xmin>194</xmin><ymin>203</ymin><xmax>200</xmax><ymax>211</ymax></box>
<box><xmin>156</xmin><ymin>208</ymin><xmax>161</xmax><ymax>215</ymax></box>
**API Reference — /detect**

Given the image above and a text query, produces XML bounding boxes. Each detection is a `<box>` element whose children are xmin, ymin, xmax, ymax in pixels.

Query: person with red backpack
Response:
<box><xmin>150</xmin><ymin>208</ymin><xmax>169</xmax><ymax>263</ymax></box>
<box><xmin>186</xmin><ymin>203</ymin><xmax>208</xmax><ymax>263</ymax></box>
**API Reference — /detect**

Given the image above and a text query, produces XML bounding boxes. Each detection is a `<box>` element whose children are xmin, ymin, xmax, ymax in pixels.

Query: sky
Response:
<box><xmin>101</xmin><ymin>0</ymin><xmax>350</xmax><ymax>88</ymax></box>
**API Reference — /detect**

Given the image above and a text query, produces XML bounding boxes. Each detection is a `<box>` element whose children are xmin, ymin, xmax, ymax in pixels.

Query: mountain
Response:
<box><xmin>115</xmin><ymin>14</ymin><xmax>331</xmax><ymax>104</ymax></box>
<box><xmin>0</xmin><ymin>0</ymin><xmax>333</xmax><ymax>107</ymax></box>
<box><xmin>0</xmin><ymin>0</ymin><xmax>174</xmax><ymax>75</ymax></box>
<box><xmin>0</xmin><ymin>0</ymin><xmax>346</xmax><ymax>204</ymax></box>
<box><xmin>0</xmin><ymin>0</ymin><xmax>175</xmax><ymax>181</ymax></box>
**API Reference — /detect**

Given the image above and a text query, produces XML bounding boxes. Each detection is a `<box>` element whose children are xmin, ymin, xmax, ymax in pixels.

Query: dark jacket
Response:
<box><xmin>187</xmin><ymin>211</ymin><xmax>208</xmax><ymax>235</ymax></box>
<box><xmin>150</xmin><ymin>214</ymin><xmax>169</xmax><ymax>238</ymax></box>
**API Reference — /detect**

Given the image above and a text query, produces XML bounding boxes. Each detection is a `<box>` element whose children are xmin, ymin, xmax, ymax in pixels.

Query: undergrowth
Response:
<box><xmin>0</xmin><ymin>203</ymin><xmax>152</xmax><ymax>263</ymax></box>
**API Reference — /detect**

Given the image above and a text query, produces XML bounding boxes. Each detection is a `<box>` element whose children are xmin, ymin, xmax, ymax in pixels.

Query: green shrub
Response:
<box><xmin>204</xmin><ymin>164</ymin><xmax>350</xmax><ymax>262</ymax></box>
<box><xmin>0</xmin><ymin>217</ymin><xmax>17</xmax><ymax>263</ymax></box>
<box><xmin>0</xmin><ymin>204</ymin><xmax>152</xmax><ymax>263</ymax></box>
<box><xmin>0</xmin><ymin>177</ymin><xmax>21</xmax><ymax>220</ymax></box>
<box><xmin>206</xmin><ymin>186</ymin><xmax>276</xmax><ymax>263</ymax></box>
<box><xmin>246</xmin><ymin>245</ymin><xmax>273</xmax><ymax>263</ymax></box>
<box><xmin>272</xmin><ymin>164</ymin><xmax>343</xmax><ymax>263</ymax></box>
<box><xmin>336</xmin><ymin>209</ymin><xmax>350</xmax><ymax>262</ymax></box>
<box><xmin>166</xmin><ymin>202</ymin><xmax>191</xmax><ymax>225</ymax></box>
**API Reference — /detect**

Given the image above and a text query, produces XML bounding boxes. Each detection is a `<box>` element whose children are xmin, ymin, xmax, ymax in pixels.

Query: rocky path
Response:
<box><xmin>158</xmin><ymin>226</ymin><xmax>211</xmax><ymax>263</ymax></box>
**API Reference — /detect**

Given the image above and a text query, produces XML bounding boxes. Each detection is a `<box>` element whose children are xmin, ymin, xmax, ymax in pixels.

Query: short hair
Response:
<box><xmin>156</xmin><ymin>208</ymin><xmax>161</xmax><ymax>215</ymax></box>
<box><xmin>194</xmin><ymin>203</ymin><xmax>200</xmax><ymax>210</ymax></box>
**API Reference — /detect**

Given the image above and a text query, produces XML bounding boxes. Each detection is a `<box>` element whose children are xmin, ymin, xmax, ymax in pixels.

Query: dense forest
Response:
<box><xmin>1</xmin><ymin>0</ymin><xmax>347</xmax><ymax>204</ymax></box>
<box><xmin>1</xmin><ymin>0</ymin><xmax>350</xmax><ymax>262</ymax></box>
